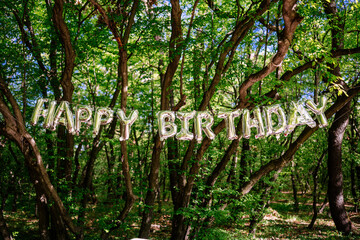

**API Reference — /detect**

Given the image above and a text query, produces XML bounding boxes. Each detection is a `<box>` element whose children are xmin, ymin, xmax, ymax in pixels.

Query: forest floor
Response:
<box><xmin>148</xmin><ymin>192</ymin><xmax>360</xmax><ymax>240</ymax></box>
<box><xmin>3</xmin><ymin>192</ymin><xmax>360</xmax><ymax>239</ymax></box>
<box><xmin>147</xmin><ymin>203</ymin><xmax>360</xmax><ymax>240</ymax></box>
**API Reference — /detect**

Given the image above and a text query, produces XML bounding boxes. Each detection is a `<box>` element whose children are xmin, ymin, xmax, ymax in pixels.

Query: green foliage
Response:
<box><xmin>1</xmin><ymin>0</ymin><xmax>360</xmax><ymax>239</ymax></box>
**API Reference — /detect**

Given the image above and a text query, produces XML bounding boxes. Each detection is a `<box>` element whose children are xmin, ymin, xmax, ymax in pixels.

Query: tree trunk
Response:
<box><xmin>168</xmin><ymin>137</ymin><xmax>184</xmax><ymax>239</ymax></box>
<box><xmin>356</xmin><ymin>165</ymin><xmax>360</xmax><ymax>211</ymax></box>
<box><xmin>239</xmin><ymin>83</ymin><xmax>360</xmax><ymax>197</ymax></box>
<box><xmin>0</xmin><ymin>209</ymin><xmax>13</xmax><ymax>240</ymax></box>
<box><xmin>323</xmin><ymin>0</ymin><xmax>352</xmax><ymax>234</ymax></box>
<box><xmin>139</xmin><ymin>134</ymin><xmax>163</xmax><ymax>238</ymax></box>
<box><xmin>226</xmin><ymin>152</ymin><xmax>238</xmax><ymax>184</ymax></box>
<box><xmin>171</xmin><ymin>204</ymin><xmax>190</xmax><ymax>240</ymax></box>
<box><xmin>308</xmin><ymin>150</ymin><xmax>326</xmax><ymax>229</ymax></box>
<box><xmin>169</xmin><ymin>2</ymin><xmax>302</xmax><ymax>237</ymax></box>
<box><xmin>50</xmin><ymin>205</ymin><xmax>70</xmax><ymax>240</ymax></box>
<box><xmin>139</xmin><ymin>0</ymin><xmax>183</xmax><ymax>236</ymax></box>
<box><xmin>355</xmin><ymin>165</ymin><xmax>360</xmax><ymax>210</ymax></box>
<box><xmin>239</xmin><ymin>139</ymin><xmax>250</xmax><ymax>185</ymax></box>
<box><xmin>291</xmin><ymin>161</ymin><xmax>299</xmax><ymax>212</ymax></box>
<box><xmin>350</xmin><ymin>159</ymin><xmax>359</xmax><ymax>212</ymax></box>
<box><xmin>350</xmin><ymin>112</ymin><xmax>359</xmax><ymax>212</ymax></box>
<box><xmin>327</xmin><ymin>100</ymin><xmax>352</xmax><ymax>235</ymax></box>
<box><xmin>28</xmin><ymin>156</ymin><xmax>70</xmax><ymax>240</ymax></box>
<box><xmin>0</xmin><ymin>75</ymin><xmax>79</xmax><ymax>237</ymax></box>
<box><xmin>52</xmin><ymin>0</ymin><xmax>75</xmax><ymax>187</ymax></box>
<box><xmin>249</xmin><ymin>168</ymin><xmax>282</xmax><ymax>234</ymax></box>
<box><xmin>35</xmin><ymin>189</ymin><xmax>50</xmax><ymax>240</ymax></box>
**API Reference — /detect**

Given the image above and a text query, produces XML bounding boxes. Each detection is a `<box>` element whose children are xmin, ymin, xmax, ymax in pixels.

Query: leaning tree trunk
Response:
<box><xmin>0</xmin><ymin>75</ymin><xmax>79</xmax><ymax>238</ymax></box>
<box><xmin>323</xmin><ymin>0</ymin><xmax>352</xmax><ymax>235</ymax></box>
<box><xmin>327</xmin><ymin>100</ymin><xmax>352</xmax><ymax>235</ymax></box>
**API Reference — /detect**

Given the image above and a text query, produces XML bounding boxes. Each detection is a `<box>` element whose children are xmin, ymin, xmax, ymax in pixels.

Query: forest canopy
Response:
<box><xmin>0</xmin><ymin>0</ymin><xmax>360</xmax><ymax>239</ymax></box>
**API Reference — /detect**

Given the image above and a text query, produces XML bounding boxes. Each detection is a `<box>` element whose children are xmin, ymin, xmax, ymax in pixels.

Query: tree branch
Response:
<box><xmin>240</xmin><ymin>83</ymin><xmax>360</xmax><ymax>196</ymax></box>
<box><xmin>52</xmin><ymin>0</ymin><xmax>75</xmax><ymax>101</ymax></box>
<box><xmin>238</xmin><ymin>0</ymin><xmax>303</xmax><ymax>106</ymax></box>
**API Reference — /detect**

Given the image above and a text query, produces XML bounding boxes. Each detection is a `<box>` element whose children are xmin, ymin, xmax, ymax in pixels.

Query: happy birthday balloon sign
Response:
<box><xmin>31</xmin><ymin>96</ymin><xmax>328</xmax><ymax>141</ymax></box>
<box><xmin>31</xmin><ymin>99</ymin><xmax>138</xmax><ymax>140</ymax></box>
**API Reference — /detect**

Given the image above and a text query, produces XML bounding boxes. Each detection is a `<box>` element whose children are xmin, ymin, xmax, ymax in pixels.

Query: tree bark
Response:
<box><xmin>239</xmin><ymin>139</ymin><xmax>250</xmax><ymax>185</ymax></box>
<box><xmin>0</xmin><ymin>75</ymin><xmax>79</xmax><ymax>237</ymax></box>
<box><xmin>308</xmin><ymin>150</ymin><xmax>326</xmax><ymax>229</ymax></box>
<box><xmin>86</xmin><ymin>1</ymin><xmax>139</xmax><ymax>238</ymax></box>
<box><xmin>323</xmin><ymin>0</ymin><xmax>352</xmax><ymax>234</ymax></box>
<box><xmin>350</xmin><ymin>159</ymin><xmax>359</xmax><ymax>212</ymax></box>
<box><xmin>291</xmin><ymin>161</ymin><xmax>299</xmax><ymax>212</ymax></box>
<box><xmin>52</xmin><ymin>0</ymin><xmax>75</xmax><ymax>186</ymax></box>
<box><xmin>35</xmin><ymin>188</ymin><xmax>50</xmax><ymax>240</ymax></box>
<box><xmin>327</xmin><ymin>100</ymin><xmax>352</xmax><ymax>234</ymax></box>
<box><xmin>248</xmin><ymin>168</ymin><xmax>282</xmax><ymax>234</ymax></box>
<box><xmin>226</xmin><ymin>151</ymin><xmax>238</xmax><ymax>184</ymax></box>
<box><xmin>170</xmin><ymin>1</ymin><xmax>302</xmax><ymax>239</ymax></box>
<box><xmin>356</xmin><ymin>165</ymin><xmax>360</xmax><ymax>210</ymax></box>
<box><xmin>47</xmin><ymin>2</ymin><xmax>76</xmax><ymax>235</ymax></box>
<box><xmin>239</xmin><ymin>83</ymin><xmax>360</xmax><ymax>196</ymax></box>
<box><xmin>349</xmin><ymin>111</ymin><xmax>359</xmax><ymax>212</ymax></box>
<box><xmin>0</xmin><ymin>209</ymin><xmax>13</xmax><ymax>240</ymax></box>
<box><xmin>50</xmin><ymin>205</ymin><xmax>69</xmax><ymax>240</ymax></box>
<box><xmin>139</xmin><ymin>0</ymin><xmax>183</xmax><ymax>237</ymax></box>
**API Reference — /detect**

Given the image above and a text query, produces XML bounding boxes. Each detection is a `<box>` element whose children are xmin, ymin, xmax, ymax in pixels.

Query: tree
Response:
<box><xmin>323</xmin><ymin>0</ymin><xmax>352</xmax><ymax>234</ymax></box>
<box><xmin>0</xmin><ymin>0</ymin><xmax>360</xmax><ymax>239</ymax></box>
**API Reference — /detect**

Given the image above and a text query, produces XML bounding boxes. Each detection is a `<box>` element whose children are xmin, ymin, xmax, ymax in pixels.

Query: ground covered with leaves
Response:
<box><xmin>4</xmin><ymin>192</ymin><xmax>360</xmax><ymax>240</ymax></box>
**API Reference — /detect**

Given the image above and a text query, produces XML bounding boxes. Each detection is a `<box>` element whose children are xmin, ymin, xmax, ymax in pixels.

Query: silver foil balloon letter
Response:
<box><xmin>51</xmin><ymin>101</ymin><xmax>75</xmax><ymax>134</ymax></box>
<box><xmin>43</xmin><ymin>100</ymin><xmax>57</xmax><ymax>129</ymax></box>
<box><xmin>305</xmin><ymin>96</ymin><xmax>328</xmax><ymax>127</ymax></box>
<box><xmin>176</xmin><ymin>111</ymin><xmax>195</xmax><ymax>141</ymax></box>
<box><xmin>218</xmin><ymin>110</ymin><xmax>242</xmax><ymax>140</ymax></box>
<box><xmin>75</xmin><ymin>106</ymin><xmax>93</xmax><ymax>134</ymax></box>
<box><xmin>194</xmin><ymin>111</ymin><xmax>215</xmax><ymax>143</ymax></box>
<box><xmin>286</xmin><ymin>101</ymin><xmax>316</xmax><ymax>134</ymax></box>
<box><xmin>264</xmin><ymin>104</ymin><xmax>287</xmax><ymax>136</ymax></box>
<box><xmin>158</xmin><ymin>111</ymin><xmax>177</xmax><ymax>141</ymax></box>
<box><xmin>242</xmin><ymin>107</ymin><xmax>265</xmax><ymax>139</ymax></box>
<box><xmin>30</xmin><ymin>98</ymin><xmax>48</xmax><ymax>125</ymax></box>
<box><xmin>117</xmin><ymin>110</ymin><xmax>139</xmax><ymax>141</ymax></box>
<box><xmin>93</xmin><ymin>107</ymin><xmax>114</xmax><ymax>136</ymax></box>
